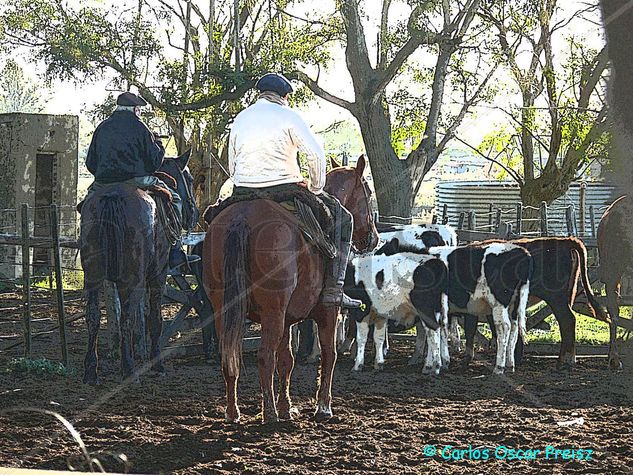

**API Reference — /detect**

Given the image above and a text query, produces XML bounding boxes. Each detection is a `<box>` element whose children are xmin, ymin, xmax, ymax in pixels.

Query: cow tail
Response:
<box><xmin>572</xmin><ymin>240</ymin><xmax>610</xmax><ymax>323</ymax></box>
<box><xmin>98</xmin><ymin>195</ymin><xmax>126</xmax><ymax>282</ymax></box>
<box><xmin>221</xmin><ymin>219</ymin><xmax>251</xmax><ymax>377</ymax></box>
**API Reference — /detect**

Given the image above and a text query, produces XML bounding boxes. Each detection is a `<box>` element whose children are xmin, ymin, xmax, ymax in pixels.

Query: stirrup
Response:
<box><xmin>321</xmin><ymin>288</ymin><xmax>364</xmax><ymax>310</ymax></box>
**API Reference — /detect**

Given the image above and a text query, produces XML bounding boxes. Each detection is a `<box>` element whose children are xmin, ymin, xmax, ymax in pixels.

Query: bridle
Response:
<box><xmin>352</xmin><ymin>175</ymin><xmax>376</xmax><ymax>253</ymax></box>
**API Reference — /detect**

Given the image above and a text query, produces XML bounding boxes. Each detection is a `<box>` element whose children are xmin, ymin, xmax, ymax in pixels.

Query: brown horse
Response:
<box><xmin>203</xmin><ymin>156</ymin><xmax>379</xmax><ymax>423</ymax></box>
<box><xmin>598</xmin><ymin>194</ymin><xmax>632</xmax><ymax>370</ymax></box>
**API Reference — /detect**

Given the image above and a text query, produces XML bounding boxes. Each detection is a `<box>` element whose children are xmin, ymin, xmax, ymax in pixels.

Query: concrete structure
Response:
<box><xmin>0</xmin><ymin>113</ymin><xmax>79</xmax><ymax>281</ymax></box>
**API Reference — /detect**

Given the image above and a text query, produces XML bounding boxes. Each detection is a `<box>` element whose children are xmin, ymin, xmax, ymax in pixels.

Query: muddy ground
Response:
<box><xmin>1</xmin><ymin>293</ymin><xmax>633</xmax><ymax>474</ymax></box>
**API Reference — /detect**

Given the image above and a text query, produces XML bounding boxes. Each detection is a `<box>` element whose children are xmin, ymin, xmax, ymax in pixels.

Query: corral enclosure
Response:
<box><xmin>0</xmin><ymin>113</ymin><xmax>79</xmax><ymax>281</ymax></box>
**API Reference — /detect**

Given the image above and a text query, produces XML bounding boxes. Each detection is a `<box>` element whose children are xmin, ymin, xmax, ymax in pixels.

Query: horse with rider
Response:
<box><xmin>79</xmin><ymin>74</ymin><xmax>379</xmax><ymax>423</ymax></box>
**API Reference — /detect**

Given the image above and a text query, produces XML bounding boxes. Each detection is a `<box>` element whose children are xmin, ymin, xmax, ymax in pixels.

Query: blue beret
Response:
<box><xmin>117</xmin><ymin>92</ymin><xmax>147</xmax><ymax>106</ymax></box>
<box><xmin>256</xmin><ymin>73</ymin><xmax>294</xmax><ymax>96</ymax></box>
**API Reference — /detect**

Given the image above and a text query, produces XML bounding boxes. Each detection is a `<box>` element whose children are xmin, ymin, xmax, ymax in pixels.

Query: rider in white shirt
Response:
<box><xmin>227</xmin><ymin>73</ymin><xmax>362</xmax><ymax>309</ymax></box>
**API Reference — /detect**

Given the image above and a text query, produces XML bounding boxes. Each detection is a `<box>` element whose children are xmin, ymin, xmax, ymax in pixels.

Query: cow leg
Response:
<box><xmin>440</xmin><ymin>324</ymin><xmax>451</xmax><ymax>371</ymax></box>
<box><xmin>373</xmin><ymin>319</ymin><xmax>387</xmax><ymax>371</ymax></box>
<box><xmin>276</xmin><ymin>325</ymin><xmax>296</xmax><ymax>420</ymax></box>
<box><xmin>307</xmin><ymin>321</ymin><xmax>321</xmax><ymax>364</ymax></box>
<box><xmin>550</xmin><ymin>301</ymin><xmax>577</xmax><ymax>370</ymax></box>
<box><xmin>352</xmin><ymin>319</ymin><xmax>370</xmax><ymax>371</ymax></box>
<box><xmin>423</xmin><ymin>323</ymin><xmax>441</xmax><ymax>376</ymax></box>
<box><xmin>463</xmin><ymin>314</ymin><xmax>477</xmax><ymax>367</ymax></box>
<box><xmin>409</xmin><ymin>319</ymin><xmax>427</xmax><ymax>366</ymax></box>
<box><xmin>505</xmin><ymin>318</ymin><xmax>519</xmax><ymax>373</ymax></box>
<box><xmin>315</xmin><ymin>306</ymin><xmax>338</xmax><ymax>421</ymax></box>
<box><xmin>290</xmin><ymin>324</ymin><xmax>300</xmax><ymax>356</ymax></box>
<box><xmin>83</xmin><ymin>287</ymin><xmax>101</xmax><ymax>385</ymax></box>
<box><xmin>606</xmin><ymin>281</ymin><xmax>623</xmax><ymax>370</ymax></box>
<box><xmin>449</xmin><ymin>316</ymin><xmax>462</xmax><ymax>353</ymax></box>
<box><xmin>492</xmin><ymin>306</ymin><xmax>511</xmax><ymax>375</ymax></box>
<box><xmin>336</xmin><ymin>312</ymin><xmax>348</xmax><ymax>351</ymax></box>
<box><xmin>339</xmin><ymin>316</ymin><xmax>355</xmax><ymax>355</ymax></box>
<box><xmin>383</xmin><ymin>325</ymin><xmax>390</xmax><ymax>358</ymax></box>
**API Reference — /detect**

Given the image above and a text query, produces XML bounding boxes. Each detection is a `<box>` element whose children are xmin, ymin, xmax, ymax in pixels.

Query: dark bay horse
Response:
<box><xmin>203</xmin><ymin>156</ymin><xmax>379</xmax><ymax>423</ymax></box>
<box><xmin>598</xmin><ymin>194</ymin><xmax>632</xmax><ymax>370</ymax></box>
<box><xmin>80</xmin><ymin>150</ymin><xmax>196</xmax><ymax>384</ymax></box>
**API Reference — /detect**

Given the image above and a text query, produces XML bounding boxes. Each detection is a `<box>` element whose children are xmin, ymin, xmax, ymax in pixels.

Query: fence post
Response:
<box><xmin>579</xmin><ymin>182</ymin><xmax>587</xmax><ymax>236</ymax></box>
<box><xmin>565</xmin><ymin>206</ymin><xmax>575</xmax><ymax>236</ymax></box>
<box><xmin>515</xmin><ymin>203</ymin><xmax>523</xmax><ymax>235</ymax></box>
<box><xmin>540</xmin><ymin>201</ymin><xmax>549</xmax><ymax>237</ymax></box>
<box><xmin>442</xmin><ymin>204</ymin><xmax>448</xmax><ymax>225</ymax></box>
<box><xmin>589</xmin><ymin>205</ymin><xmax>597</xmax><ymax>238</ymax></box>
<box><xmin>488</xmin><ymin>203</ymin><xmax>494</xmax><ymax>230</ymax></box>
<box><xmin>457</xmin><ymin>212</ymin><xmax>465</xmax><ymax>230</ymax></box>
<box><xmin>50</xmin><ymin>204</ymin><xmax>68</xmax><ymax>367</ymax></box>
<box><xmin>495</xmin><ymin>208</ymin><xmax>502</xmax><ymax>233</ymax></box>
<box><xmin>468</xmin><ymin>211</ymin><xmax>476</xmax><ymax>231</ymax></box>
<box><xmin>20</xmin><ymin>204</ymin><xmax>31</xmax><ymax>358</ymax></box>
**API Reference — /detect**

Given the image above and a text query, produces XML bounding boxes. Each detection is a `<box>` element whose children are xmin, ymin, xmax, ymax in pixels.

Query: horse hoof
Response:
<box><xmin>225</xmin><ymin>414</ymin><xmax>241</xmax><ymax>424</ymax></box>
<box><xmin>493</xmin><ymin>366</ymin><xmax>504</xmax><ymax>375</ymax></box>
<box><xmin>82</xmin><ymin>375</ymin><xmax>99</xmax><ymax>386</ymax></box>
<box><xmin>263</xmin><ymin>413</ymin><xmax>279</xmax><ymax>424</ymax></box>
<box><xmin>279</xmin><ymin>406</ymin><xmax>299</xmax><ymax>421</ymax></box>
<box><xmin>314</xmin><ymin>408</ymin><xmax>333</xmax><ymax>422</ymax></box>
<box><xmin>609</xmin><ymin>357</ymin><xmax>623</xmax><ymax>371</ymax></box>
<box><xmin>373</xmin><ymin>362</ymin><xmax>384</xmax><ymax>371</ymax></box>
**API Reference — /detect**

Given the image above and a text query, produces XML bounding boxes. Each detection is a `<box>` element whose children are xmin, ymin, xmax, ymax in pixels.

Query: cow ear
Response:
<box><xmin>356</xmin><ymin>154</ymin><xmax>366</xmax><ymax>176</ymax></box>
<box><xmin>177</xmin><ymin>149</ymin><xmax>192</xmax><ymax>169</ymax></box>
<box><xmin>330</xmin><ymin>156</ymin><xmax>342</xmax><ymax>169</ymax></box>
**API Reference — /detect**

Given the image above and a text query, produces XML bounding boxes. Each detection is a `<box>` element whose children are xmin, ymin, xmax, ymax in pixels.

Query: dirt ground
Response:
<box><xmin>1</xmin><ymin>294</ymin><xmax>633</xmax><ymax>474</ymax></box>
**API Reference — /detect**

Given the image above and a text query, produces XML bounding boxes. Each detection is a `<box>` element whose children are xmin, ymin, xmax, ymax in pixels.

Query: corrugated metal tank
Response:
<box><xmin>435</xmin><ymin>181</ymin><xmax>619</xmax><ymax>236</ymax></box>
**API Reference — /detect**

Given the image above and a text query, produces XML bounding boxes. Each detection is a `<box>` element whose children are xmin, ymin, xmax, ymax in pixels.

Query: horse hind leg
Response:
<box><xmin>118</xmin><ymin>285</ymin><xmax>144</xmax><ymax>384</ymax></box>
<box><xmin>258</xmin><ymin>315</ymin><xmax>285</xmax><ymax>423</ymax></box>
<box><xmin>276</xmin><ymin>325</ymin><xmax>296</xmax><ymax>420</ymax></box>
<box><xmin>147</xmin><ymin>275</ymin><xmax>167</xmax><ymax>374</ymax></box>
<box><xmin>83</xmin><ymin>287</ymin><xmax>101</xmax><ymax>385</ymax></box>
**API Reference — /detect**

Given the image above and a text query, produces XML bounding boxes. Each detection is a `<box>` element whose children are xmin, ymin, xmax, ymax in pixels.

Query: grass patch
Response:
<box><xmin>32</xmin><ymin>270</ymin><xmax>84</xmax><ymax>291</ymax></box>
<box><xmin>5</xmin><ymin>358</ymin><xmax>75</xmax><ymax>377</ymax></box>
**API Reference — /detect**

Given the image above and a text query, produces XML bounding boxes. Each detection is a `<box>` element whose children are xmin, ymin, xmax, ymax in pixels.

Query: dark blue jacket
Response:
<box><xmin>86</xmin><ymin>110</ymin><xmax>165</xmax><ymax>183</ymax></box>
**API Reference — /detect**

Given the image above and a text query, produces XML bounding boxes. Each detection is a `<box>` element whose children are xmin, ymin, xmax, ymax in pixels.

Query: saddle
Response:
<box><xmin>203</xmin><ymin>184</ymin><xmax>336</xmax><ymax>258</ymax></box>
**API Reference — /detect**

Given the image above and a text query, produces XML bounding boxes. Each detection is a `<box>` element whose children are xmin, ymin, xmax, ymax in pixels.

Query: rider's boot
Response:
<box><xmin>320</xmin><ymin>236</ymin><xmax>363</xmax><ymax>310</ymax></box>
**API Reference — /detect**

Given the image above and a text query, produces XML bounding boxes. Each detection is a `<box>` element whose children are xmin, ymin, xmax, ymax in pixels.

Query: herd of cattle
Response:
<box><xmin>329</xmin><ymin>221</ymin><xmax>612</xmax><ymax>375</ymax></box>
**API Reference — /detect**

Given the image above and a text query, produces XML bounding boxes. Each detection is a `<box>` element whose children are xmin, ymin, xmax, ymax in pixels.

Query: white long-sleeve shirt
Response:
<box><xmin>228</xmin><ymin>99</ymin><xmax>326</xmax><ymax>194</ymax></box>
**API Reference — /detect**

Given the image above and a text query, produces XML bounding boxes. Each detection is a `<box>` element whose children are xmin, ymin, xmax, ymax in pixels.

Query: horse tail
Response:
<box><xmin>571</xmin><ymin>238</ymin><xmax>609</xmax><ymax>323</ymax></box>
<box><xmin>98</xmin><ymin>194</ymin><xmax>126</xmax><ymax>282</ymax></box>
<box><xmin>221</xmin><ymin>218</ymin><xmax>251</xmax><ymax>376</ymax></box>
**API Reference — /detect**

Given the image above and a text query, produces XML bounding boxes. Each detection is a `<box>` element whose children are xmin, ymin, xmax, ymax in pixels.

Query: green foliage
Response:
<box><xmin>0</xmin><ymin>59</ymin><xmax>49</xmax><ymax>113</ymax></box>
<box><xmin>6</xmin><ymin>357</ymin><xmax>75</xmax><ymax>377</ymax></box>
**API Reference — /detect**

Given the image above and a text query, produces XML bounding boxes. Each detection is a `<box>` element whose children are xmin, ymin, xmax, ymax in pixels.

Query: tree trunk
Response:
<box><xmin>355</xmin><ymin>103</ymin><xmax>413</xmax><ymax>222</ymax></box>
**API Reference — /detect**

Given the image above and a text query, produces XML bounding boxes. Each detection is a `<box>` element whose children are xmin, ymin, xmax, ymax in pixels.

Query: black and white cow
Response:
<box><xmin>338</xmin><ymin>223</ymin><xmax>459</xmax><ymax>361</ymax></box>
<box><xmin>378</xmin><ymin>223</ymin><xmax>458</xmax><ymax>249</ymax></box>
<box><xmin>345</xmin><ymin>252</ymin><xmax>450</xmax><ymax>375</ymax></box>
<box><xmin>428</xmin><ymin>243</ymin><xmax>533</xmax><ymax>373</ymax></box>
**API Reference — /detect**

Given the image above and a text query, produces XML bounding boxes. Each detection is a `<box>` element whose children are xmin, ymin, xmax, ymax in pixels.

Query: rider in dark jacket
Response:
<box><xmin>83</xmin><ymin>92</ymin><xmax>194</xmax><ymax>269</ymax></box>
<box><xmin>86</xmin><ymin>101</ymin><xmax>165</xmax><ymax>183</ymax></box>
